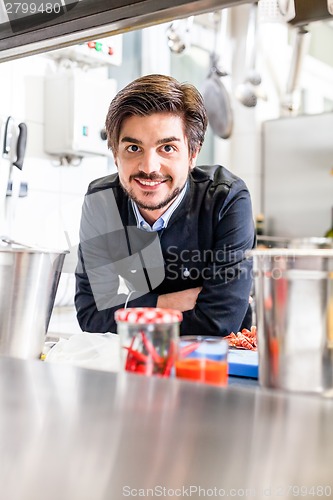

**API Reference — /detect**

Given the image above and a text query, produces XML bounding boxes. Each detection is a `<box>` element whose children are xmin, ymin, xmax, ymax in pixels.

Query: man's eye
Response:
<box><xmin>162</xmin><ymin>144</ymin><xmax>174</xmax><ymax>153</ymax></box>
<box><xmin>127</xmin><ymin>145</ymin><xmax>140</xmax><ymax>152</ymax></box>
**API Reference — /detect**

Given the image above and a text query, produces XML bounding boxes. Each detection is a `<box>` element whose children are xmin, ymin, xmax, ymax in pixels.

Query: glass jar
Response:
<box><xmin>175</xmin><ymin>336</ymin><xmax>229</xmax><ymax>386</ymax></box>
<box><xmin>115</xmin><ymin>307</ymin><xmax>182</xmax><ymax>377</ymax></box>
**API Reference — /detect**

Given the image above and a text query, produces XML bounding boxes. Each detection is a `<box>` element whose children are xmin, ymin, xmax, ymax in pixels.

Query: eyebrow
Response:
<box><xmin>156</xmin><ymin>136</ymin><xmax>180</xmax><ymax>145</ymax></box>
<box><xmin>120</xmin><ymin>137</ymin><xmax>142</xmax><ymax>145</ymax></box>
<box><xmin>120</xmin><ymin>136</ymin><xmax>181</xmax><ymax>145</ymax></box>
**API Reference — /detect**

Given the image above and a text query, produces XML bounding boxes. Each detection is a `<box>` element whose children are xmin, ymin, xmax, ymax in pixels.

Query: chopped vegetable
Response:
<box><xmin>224</xmin><ymin>326</ymin><xmax>257</xmax><ymax>350</ymax></box>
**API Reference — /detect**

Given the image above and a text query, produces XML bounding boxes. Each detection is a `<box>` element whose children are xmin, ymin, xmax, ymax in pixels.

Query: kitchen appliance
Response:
<box><xmin>0</xmin><ymin>238</ymin><xmax>68</xmax><ymax>359</ymax></box>
<box><xmin>1</xmin><ymin>0</ymin><xmax>332</xmax><ymax>63</ymax></box>
<box><xmin>250</xmin><ymin>239</ymin><xmax>333</xmax><ymax>395</ymax></box>
<box><xmin>44</xmin><ymin>70</ymin><xmax>117</xmax><ymax>160</ymax></box>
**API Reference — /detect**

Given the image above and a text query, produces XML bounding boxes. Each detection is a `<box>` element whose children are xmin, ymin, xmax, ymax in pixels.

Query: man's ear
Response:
<box><xmin>189</xmin><ymin>148</ymin><xmax>200</xmax><ymax>170</ymax></box>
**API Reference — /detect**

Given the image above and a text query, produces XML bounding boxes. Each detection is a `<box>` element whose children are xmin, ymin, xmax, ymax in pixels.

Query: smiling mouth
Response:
<box><xmin>132</xmin><ymin>173</ymin><xmax>171</xmax><ymax>188</ymax></box>
<box><xmin>135</xmin><ymin>179</ymin><xmax>166</xmax><ymax>187</ymax></box>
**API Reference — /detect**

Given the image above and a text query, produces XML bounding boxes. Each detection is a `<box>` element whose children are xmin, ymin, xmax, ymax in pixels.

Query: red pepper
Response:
<box><xmin>123</xmin><ymin>346</ymin><xmax>148</xmax><ymax>364</ymax></box>
<box><xmin>135</xmin><ymin>361</ymin><xmax>154</xmax><ymax>375</ymax></box>
<box><xmin>140</xmin><ymin>331</ymin><xmax>163</xmax><ymax>364</ymax></box>
<box><xmin>124</xmin><ymin>331</ymin><xmax>173</xmax><ymax>376</ymax></box>
<box><xmin>125</xmin><ymin>336</ymin><xmax>136</xmax><ymax>371</ymax></box>
<box><xmin>126</xmin><ymin>356</ymin><xmax>139</xmax><ymax>372</ymax></box>
<box><xmin>162</xmin><ymin>339</ymin><xmax>177</xmax><ymax>377</ymax></box>
<box><xmin>125</xmin><ymin>349</ymin><xmax>153</xmax><ymax>374</ymax></box>
<box><xmin>123</xmin><ymin>334</ymin><xmax>156</xmax><ymax>374</ymax></box>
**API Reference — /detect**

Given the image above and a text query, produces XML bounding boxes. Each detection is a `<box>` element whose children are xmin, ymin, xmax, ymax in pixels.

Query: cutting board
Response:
<box><xmin>228</xmin><ymin>349</ymin><xmax>258</xmax><ymax>378</ymax></box>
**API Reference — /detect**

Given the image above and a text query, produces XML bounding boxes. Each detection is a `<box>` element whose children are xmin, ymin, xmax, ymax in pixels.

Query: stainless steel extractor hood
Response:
<box><xmin>288</xmin><ymin>0</ymin><xmax>333</xmax><ymax>26</ymax></box>
<box><xmin>0</xmin><ymin>0</ymin><xmax>253</xmax><ymax>62</ymax></box>
<box><xmin>0</xmin><ymin>0</ymin><xmax>331</xmax><ymax>62</ymax></box>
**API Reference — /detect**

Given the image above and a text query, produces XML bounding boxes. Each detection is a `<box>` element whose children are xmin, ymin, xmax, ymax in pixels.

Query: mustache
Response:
<box><xmin>130</xmin><ymin>172</ymin><xmax>172</xmax><ymax>182</ymax></box>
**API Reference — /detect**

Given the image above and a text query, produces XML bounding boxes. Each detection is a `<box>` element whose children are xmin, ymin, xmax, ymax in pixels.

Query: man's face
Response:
<box><xmin>114</xmin><ymin>112</ymin><xmax>199</xmax><ymax>221</ymax></box>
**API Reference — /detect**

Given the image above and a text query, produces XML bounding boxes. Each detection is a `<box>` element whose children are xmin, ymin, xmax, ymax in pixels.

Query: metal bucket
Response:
<box><xmin>0</xmin><ymin>238</ymin><xmax>68</xmax><ymax>359</ymax></box>
<box><xmin>250</xmin><ymin>239</ymin><xmax>333</xmax><ymax>395</ymax></box>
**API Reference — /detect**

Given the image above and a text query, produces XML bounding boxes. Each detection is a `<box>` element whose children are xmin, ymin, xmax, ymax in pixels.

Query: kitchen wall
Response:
<box><xmin>262</xmin><ymin>112</ymin><xmax>333</xmax><ymax>237</ymax></box>
<box><xmin>0</xmin><ymin>3</ymin><xmax>333</xmax><ymax>310</ymax></box>
<box><xmin>0</xmin><ymin>56</ymin><xmax>113</xmax><ymax>306</ymax></box>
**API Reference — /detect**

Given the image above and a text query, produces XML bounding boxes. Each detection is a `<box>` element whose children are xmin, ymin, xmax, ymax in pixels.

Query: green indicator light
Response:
<box><xmin>95</xmin><ymin>42</ymin><xmax>103</xmax><ymax>51</ymax></box>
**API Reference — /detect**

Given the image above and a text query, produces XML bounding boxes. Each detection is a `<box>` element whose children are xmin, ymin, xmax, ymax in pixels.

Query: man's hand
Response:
<box><xmin>157</xmin><ymin>287</ymin><xmax>202</xmax><ymax>312</ymax></box>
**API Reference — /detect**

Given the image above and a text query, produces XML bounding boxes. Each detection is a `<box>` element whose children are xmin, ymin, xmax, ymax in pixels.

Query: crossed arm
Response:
<box><xmin>157</xmin><ymin>287</ymin><xmax>202</xmax><ymax>311</ymax></box>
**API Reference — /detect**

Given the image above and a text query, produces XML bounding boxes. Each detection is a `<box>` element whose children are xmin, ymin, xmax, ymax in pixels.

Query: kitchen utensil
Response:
<box><xmin>0</xmin><ymin>116</ymin><xmax>15</xmax><ymax>233</ymax></box>
<box><xmin>4</xmin><ymin>120</ymin><xmax>27</xmax><ymax>236</ymax></box>
<box><xmin>281</xmin><ymin>25</ymin><xmax>311</xmax><ymax>113</ymax></box>
<box><xmin>202</xmin><ymin>10</ymin><xmax>233</xmax><ymax>139</ymax></box>
<box><xmin>328</xmin><ymin>0</ymin><xmax>333</xmax><ymax>15</ymax></box>
<box><xmin>249</xmin><ymin>239</ymin><xmax>333</xmax><ymax>395</ymax></box>
<box><xmin>228</xmin><ymin>349</ymin><xmax>258</xmax><ymax>378</ymax></box>
<box><xmin>0</xmin><ymin>237</ymin><xmax>68</xmax><ymax>359</ymax></box>
<box><xmin>166</xmin><ymin>16</ymin><xmax>194</xmax><ymax>54</ymax></box>
<box><xmin>0</xmin><ymin>116</ymin><xmax>27</xmax><ymax>236</ymax></box>
<box><xmin>235</xmin><ymin>2</ymin><xmax>264</xmax><ymax>107</ymax></box>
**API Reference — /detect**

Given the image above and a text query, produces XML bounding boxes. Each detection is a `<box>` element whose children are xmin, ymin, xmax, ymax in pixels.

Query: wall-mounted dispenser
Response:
<box><xmin>44</xmin><ymin>69</ymin><xmax>117</xmax><ymax>161</ymax></box>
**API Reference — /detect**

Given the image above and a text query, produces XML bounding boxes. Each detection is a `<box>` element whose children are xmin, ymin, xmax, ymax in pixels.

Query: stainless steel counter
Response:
<box><xmin>1</xmin><ymin>357</ymin><xmax>333</xmax><ymax>500</ymax></box>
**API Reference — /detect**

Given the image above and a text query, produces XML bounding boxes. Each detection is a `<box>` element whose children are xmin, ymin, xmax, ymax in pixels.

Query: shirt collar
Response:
<box><xmin>131</xmin><ymin>182</ymin><xmax>188</xmax><ymax>232</ymax></box>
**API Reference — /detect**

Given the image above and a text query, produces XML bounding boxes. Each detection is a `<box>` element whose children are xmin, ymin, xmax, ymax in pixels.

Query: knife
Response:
<box><xmin>13</xmin><ymin>122</ymin><xmax>27</xmax><ymax>170</ymax></box>
<box><xmin>2</xmin><ymin>116</ymin><xmax>14</xmax><ymax>157</ymax></box>
<box><xmin>5</xmin><ymin>121</ymin><xmax>28</xmax><ymax>236</ymax></box>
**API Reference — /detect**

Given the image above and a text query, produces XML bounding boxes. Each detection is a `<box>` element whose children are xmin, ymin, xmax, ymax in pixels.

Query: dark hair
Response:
<box><xmin>105</xmin><ymin>74</ymin><xmax>208</xmax><ymax>156</ymax></box>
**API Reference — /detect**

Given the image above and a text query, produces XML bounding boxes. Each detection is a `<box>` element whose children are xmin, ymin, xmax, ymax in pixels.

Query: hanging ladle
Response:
<box><xmin>281</xmin><ymin>24</ymin><xmax>311</xmax><ymax>113</ymax></box>
<box><xmin>166</xmin><ymin>17</ymin><xmax>194</xmax><ymax>54</ymax></box>
<box><xmin>235</xmin><ymin>2</ymin><xmax>263</xmax><ymax>107</ymax></box>
<box><xmin>202</xmin><ymin>10</ymin><xmax>233</xmax><ymax>139</ymax></box>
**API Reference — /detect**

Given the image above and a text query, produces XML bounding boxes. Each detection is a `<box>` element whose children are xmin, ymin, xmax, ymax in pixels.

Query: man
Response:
<box><xmin>75</xmin><ymin>74</ymin><xmax>255</xmax><ymax>336</ymax></box>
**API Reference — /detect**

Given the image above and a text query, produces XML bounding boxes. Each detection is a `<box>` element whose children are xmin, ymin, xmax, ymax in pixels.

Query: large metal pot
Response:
<box><xmin>0</xmin><ymin>238</ymin><xmax>68</xmax><ymax>359</ymax></box>
<box><xmin>250</xmin><ymin>239</ymin><xmax>333</xmax><ymax>395</ymax></box>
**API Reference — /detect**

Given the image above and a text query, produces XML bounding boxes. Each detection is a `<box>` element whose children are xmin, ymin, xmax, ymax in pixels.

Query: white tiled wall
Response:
<box><xmin>0</xmin><ymin>54</ymin><xmax>114</xmax><ymax>310</ymax></box>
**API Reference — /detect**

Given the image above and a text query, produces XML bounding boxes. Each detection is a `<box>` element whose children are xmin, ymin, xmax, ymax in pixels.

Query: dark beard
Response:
<box><xmin>121</xmin><ymin>171</ymin><xmax>189</xmax><ymax>211</ymax></box>
<box><xmin>123</xmin><ymin>184</ymin><xmax>183</xmax><ymax>211</ymax></box>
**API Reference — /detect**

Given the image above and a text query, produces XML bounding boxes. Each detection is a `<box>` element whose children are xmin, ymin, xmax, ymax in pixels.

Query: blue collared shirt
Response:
<box><xmin>131</xmin><ymin>182</ymin><xmax>188</xmax><ymax>232</ymax></box>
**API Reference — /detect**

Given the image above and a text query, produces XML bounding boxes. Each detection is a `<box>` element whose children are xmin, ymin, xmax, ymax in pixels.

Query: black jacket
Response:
<box><xmin>75</xmin><ymin>165</ymin><xmax>255</xmax><ymax>336</ymax></box>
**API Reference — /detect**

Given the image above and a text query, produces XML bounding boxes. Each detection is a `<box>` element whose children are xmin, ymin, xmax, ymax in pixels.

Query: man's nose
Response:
<box><xmin>139</xmin><ymin>150</ymin><xmax>160</xmax><ymax>174</ymax></box>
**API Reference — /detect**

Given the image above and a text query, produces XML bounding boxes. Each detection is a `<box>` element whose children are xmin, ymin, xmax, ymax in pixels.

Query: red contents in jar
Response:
<box><xmin>175</xmin><ymin>358</ymin><xmax>228</xmax><ymax>386</ymax></box>
<box><xmin>123</xmin><ymin>332</ymin><xmax>174</xmax><ymax>376</ymax></box>
<box><xmin>116</xmin><ymin>308</ymin><xmax>182</xmax><ymax>377</ymax></box>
